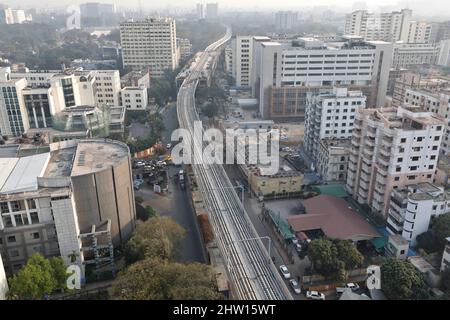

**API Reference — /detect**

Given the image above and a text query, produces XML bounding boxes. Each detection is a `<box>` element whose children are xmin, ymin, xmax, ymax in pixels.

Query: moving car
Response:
<box><xmin>279</xmin><ymin>265</ymin><xmax>291</xmax><ymax>279</ymax></box>
<box><xmin>306</xmin><ymin>291</ymin><xmax>325</xmax><ymax>300</ymax></box>
<box><xmin>289</xmin><ymin>279</ymin><xmax>301</xmax><ymax>294</ymax></box>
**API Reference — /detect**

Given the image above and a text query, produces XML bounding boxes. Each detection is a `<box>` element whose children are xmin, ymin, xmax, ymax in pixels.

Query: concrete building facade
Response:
<box><xmin>392</xmin><ymin>42</ymin><xmax>439</xmax><ymax>69</ymax></box>
<box><xmin>0</xmin><ymin>139</ymin><xmax>136</xmax><ymax>275</ymax></box>
<box><xmin>346</xmin><ymin>106</ymin><xmax>445</xmax><ymax>219</ymax></box>
<box><xmin>120</xmin><ymin>18</ymin><xmax>179</xmax><ymax>77</ymax></box>
<box><xmin>120</xmin><ymin>87</ymin><xmax>148</xmax><ymax>111</ymax></box>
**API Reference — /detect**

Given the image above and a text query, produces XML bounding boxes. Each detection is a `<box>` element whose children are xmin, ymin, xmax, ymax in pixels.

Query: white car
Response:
<box><xmin>289</xmin><ymin>279</ymin><xmax>301</xmax><ymax>295</ymax></box>
<box><xmin>279</xmin><ymin>265</ymin><xmax>291</xmax><ymax>279</ymax></box>
<box><xmin>166</xmin><ymin>143</ymin><xmax>172</xmax><ymax>149</ymax></box>
<box><xmin>345</xmin><ymin>283</ymin><xmax>360</xmax><ymax>291</ymax></box>
<box><xmin>306</xmin><ymin>291</ymin><xmax>325</xmax><ymax>300</ymax></box>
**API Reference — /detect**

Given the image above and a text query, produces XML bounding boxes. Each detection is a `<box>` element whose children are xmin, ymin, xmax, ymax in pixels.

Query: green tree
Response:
<box><xmin>416</xmin><ymin>231</ymin><xmax>439</xmax><ymax>253</ymax></box>
<box><xmin>335</xmin><ymin>240</ymin><xmax>364</xmax><ymax>270</ymax></box>
<box><xmin>111</xmin><ymin>257</ymin><xmax>222</xmax><ymax>300</ymax></box>
<box><xmin>307</xmin><ymin>238</ymin><xmax>341</xmax><ymax>279</ymax></box>
<box><xmin>381</xmin><ymin>258</ymin><xmax>429</xmax><ymax>300</ymax></box>
<box><xmin>201</xmin><ymin>101</ymin><xmax>218</xmax><ymax>118</ymax></box>
<box><xmin>432</xmin><ymin>213</ymin><xmax>450</xmax><ymax>250</ymax></box>
<box><xmin>8</xmin><ymin>254</ymin><xmax>67</xmax><ymax>299</ymax></box>
<box><xmin>123</xmin><ymin>216</ymin><xmax>186</xmax><ymax>264</ymax></box>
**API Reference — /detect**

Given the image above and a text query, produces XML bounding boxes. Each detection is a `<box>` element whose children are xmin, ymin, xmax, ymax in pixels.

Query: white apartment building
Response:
<box><xmin>437</xmin><ymin>40</ymin><xmax>450</xmax><ymax>67</ymax></box>
<box><xmin>93</xmin><ymin>70</ymin><xmax>121</xmax><ymax>107</ymax></box>
<box><xmin>0</xmin><ymin>139</ymin><xmax>136</xmax><ymax>276</ymax></box>
<box><xmin>404</xmin><ymin>88</ymin><xmax>450</xmax><ymax>155</ymax></box>
<box><xmin>196</xmin><ymin>3</ymin><xmax>204</xmax><ymax>20</ymax></box>
<box><xmin>231</xmin><ymin>36</ymin><xmax>253</xmax><ymax>87</ymax></box>
<box><xmin>387</xmin><ymin>183</ymin><xmax>450</xmax><ymax>246</ymax></box>
<box><xmin>441</xmin><ymin>237</ymin><xmax>450</xmax><ymax>271</ymax></box>
<box><xmin>1</xmin><ymin>8</ymin><xmax>30</xmax><ymax>24</ymax></box>
<box><xmin>275</xmin><ymin>11</ymin><xmax>298</xmax><ymax>30</ymax></box>
<box><xmin>252</xmin><ymin>35</ymin><xmax>392</xmax><ymax>120</ymax></box>
<box><xmin>344</xmin><ymin>9</ymin><xmax>412</xmax><ymax>42</ymax></box>
<box><xmin>120</xmin><ymin>18</ymin><xmax>179</xmax><ymax>77</ymax></box>
<box><xmin>407</xmin><ymin>21</ymin><xmax>435</xmax><ymax>44</ymax></box>
<box><xmin>121</xmin><ymin>87</ymin><xmax>148</xmax><ymax>111</ymax></box>
<box><xmin>346</xmin><ymin>106</ymin><xmax>445</xmax><ymax>219</ymax></box>
<box><xmin>392</xmin><ymin>42</ymin><xmax>439</xmax><ymax>69</ymax></box>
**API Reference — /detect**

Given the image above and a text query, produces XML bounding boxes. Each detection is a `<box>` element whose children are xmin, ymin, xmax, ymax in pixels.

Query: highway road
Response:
<box><xmin>176</xmin><ymin>28</ymin><xmax>292</xmax><ymax>300</ymax></box>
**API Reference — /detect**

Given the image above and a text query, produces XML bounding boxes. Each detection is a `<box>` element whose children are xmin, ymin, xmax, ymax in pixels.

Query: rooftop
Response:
<box><xmin>287</xmin><ymin>194</ymin><xmax>379</xmax><ymax>241</ymax></box>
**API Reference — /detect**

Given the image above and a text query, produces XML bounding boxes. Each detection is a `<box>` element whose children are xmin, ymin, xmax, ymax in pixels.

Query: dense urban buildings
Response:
<box><xmin>251</xmin><ymin>35</ymin><xmax>392</xmax><ymax>120</ymax></box>
<box><xmin>120</xmin><ymin>18</ymin><xmax>179</xmax><ymax>77</ymax></box>
<box><xmin>0</xmin><ymin>139</ymin><xmax>136</xmax><ymax>275</ymax></box>
<box><xmin>392</xmin><ymin>43</ymin><xmax>439</xmax><ymax>69</ymax></box>
<box><xmin>346</xmin><ymin>106</ymin><xmax>445</xmax><ymax>219</ymax></box>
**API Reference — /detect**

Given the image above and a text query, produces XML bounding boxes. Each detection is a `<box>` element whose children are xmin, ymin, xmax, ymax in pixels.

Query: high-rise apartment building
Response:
<box><xmin>120</xmin><ymin>18</ymin><xmax>179</xmax><ymax>77</ymax></box>
<box><xmin>205</xmin><ymin>3</ymin><xmax>219</xmax><ymax>20</ymax></box>
<box><xmin>252</xmin><ymin>35</ymin><xmax>392</xmax><ymax>120</ymax></box>
<box><xmin>275</xmin><ymin>11</ymin><xmax>298</xmax><ymax>30</ymax></box>
<box><xmin>406</xmin><ymin>21</ymin><xmax>436</xmax><ymax>43</ymax></box>
<box><xmin>346</xmin><ymin>106</ymin><xmax>445</xmax><ymax>219</ymax></box>
<box><xmin>305</xmin><ymin>87</ymin><xmax>366</xmax><ymax>159</ymax></box>
<box><xmin>231</xmin><ymin>36</ymin><xmax>254</xmax><ymax>87</ymax></box>
<box><xmin>404</xmin><ymin>87</ymin><xmax>450</xmax><ymax>156</ymax></box>
<box><xmin>196</xmin><ymin>3</ymin><xmax>204</xmax><ymax>20</ymax></box>
<box><xmin>305</xmin><ymin>87</ymin><xmax>366</xmax><ymax>183</ymax></box>
<box><xmin>0</xmin><ymin>139</ymin><xmax>136</xmax><ymax>275</ymax></box>
<box><xmin>344</xmin><ymin>9</ymin><xmax>412</xmax><ymax>42</ymax></box>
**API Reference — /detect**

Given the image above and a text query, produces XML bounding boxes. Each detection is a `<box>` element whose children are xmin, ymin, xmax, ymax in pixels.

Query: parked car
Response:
<box><xmin>294</xmin><ymin>243</ymin><xmax>302</xmax><ymax>253</ymax></box>
<box><xmin>289</xmin><ymin>279</ymin><xmax>301</xmax><ymax>294</ymax></box>
<box><xmin>279</xmin><ymin>265</ymin><xmax>291</xmax><ymax>279</ymax></box>
<box><xmin>291</xmin><ymin>237</ymin><xmax>299</xmax><ymax>245</ymax></box>
<box><xmin>306</xmin><ymin>291</ymin><xmax>325</xmax><ymax>300</ymax></box>
<box><xmin>166</xmin><ymin>143</ymin><xmax>172</xmax><ymax>149</ymax></box>
<box><xmin>336</xmin><ymin>283</ymin><xmax>360</xmax><ymax>294</ymax></box>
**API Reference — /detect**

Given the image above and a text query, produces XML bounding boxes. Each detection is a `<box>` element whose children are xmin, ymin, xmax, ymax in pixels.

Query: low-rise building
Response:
<box><xmin>120</xmin><ymin>69</ymin><xmax>151</xmax><ymax>91</ymax></box>
<box><xmin>387</xmin><ymin>182</ymin><xmax>450</xmax><ymax>245</ymax></box>
<box><xmin>120</xmin><ymin>87</ymin><xmax>148</xmax><ymax>111</ymax></box>
<box><xmin>385</xmin><ymin>234</ymin><xmax>409</xmax><ymax>260</ymax></box>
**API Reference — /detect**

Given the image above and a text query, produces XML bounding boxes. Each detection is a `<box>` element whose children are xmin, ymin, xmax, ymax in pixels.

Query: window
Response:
<box><xmin>434</xmin><ymin>136</ymin><xmax>440</xmax><ymax>141</ymax></box>
<box><xmin>398</xmin><ymin>157</ymin><xmax>403</xmax><ymax>163</ymax></box>
<box><xmin>31</xmin><ymin>232</ymin><xmax>40</xmax><ymax>240</ymax></box>
<box><xmin>7</xmin><ymin>235</ymin><xmax>16</xmax><ymax>243</ymax></box>
<box><xmin>400</xmin><ymin>138</ymin><xmax>406</xmax><ymax>143</ymax></box>
<box><xmin>394</xmin><ymin>177</ymin><xmax>400</xmax><ymax>181</ymax></box>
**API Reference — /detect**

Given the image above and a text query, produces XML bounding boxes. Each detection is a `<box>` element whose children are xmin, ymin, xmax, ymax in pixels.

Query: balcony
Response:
<box><xmin>387</xmin><ymin>217</ymin><xmax>404</xmax><ymax>233</ymax></box>
<box><xmin>379</xmin><ymin>146</ymin><xmax>391</xmax><ymax>157</ymax></box>
<box><xmin>365</xmin><ymin>138</ymin><xmax>375</xmax><ymax>147</ymax></box>
<box><xmin>379</xmin><ymin>155</ymin><xmax>390</xmax><ymax>167</ymax></box>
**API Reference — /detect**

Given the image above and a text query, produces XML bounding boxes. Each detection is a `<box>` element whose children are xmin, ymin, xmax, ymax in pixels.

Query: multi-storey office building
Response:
<box><xmin>392</xmin><ymin>42</ymin><xmax>439</xmax><ymax>69</ymax></box>
<box><xmin>387</xmin><ymin>182</ymin><xmax>450</xmax><ymax>246</ymax></box>
<box><xmin>344</xmin><ymin>9</ymin><xmax>412</xmax><ymax>42</ymax></box>
<box><xmin>304</xmin><ymin>87</ymin><xmax>366</xmax><ymax>160</ymax></box>
<box><xmin>252</xmin><ymin>35</ymin><xmax>392</xmax><ymax>120</ymax></box>
<box><xmin>231</xmin><ymin>36</ymin><xmax>253</xmax><ymax>87</ymax></box>
<box><xmin>404</xmin><ymin>87</ymin><xmax>450</xmax><ymax>155</ymax></box>
<box><xmin>120</xmin><ymin>18</ymin><xmax>179</xmax><ymax>77</ymax></box>
<box><xmin>177</xmin><ymin>38</ymin><xmax>192</xmax><ymax>61</ymax></box>
<box><xmin>0</xmin><ymin>139</ymin><xmax>136</xmax><ymax>275</ymax></box>
<box><xmin>346</xmin><ymin>106</ymin><xmax>445</xmax><ymax>219</ymax></box>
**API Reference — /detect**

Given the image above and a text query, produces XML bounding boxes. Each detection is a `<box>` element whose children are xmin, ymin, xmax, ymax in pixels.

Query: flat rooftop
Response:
<box><xmin>71</xmin><ymin>140</ymin><xmax>129</xmax><ymax>176</ymax></box>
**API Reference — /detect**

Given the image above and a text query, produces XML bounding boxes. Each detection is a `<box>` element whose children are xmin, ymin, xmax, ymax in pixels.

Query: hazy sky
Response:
<box><xmin>3</xmin><ymin>0</ymin><xmax>450</xmax><ymax>17</ymax></box>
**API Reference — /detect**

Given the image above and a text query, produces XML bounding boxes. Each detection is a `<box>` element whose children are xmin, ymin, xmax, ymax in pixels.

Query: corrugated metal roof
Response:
<box><xmin>0</xmin><ymin>153</ymin><xmax>49</xmax><ymax>194</ymax></box>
